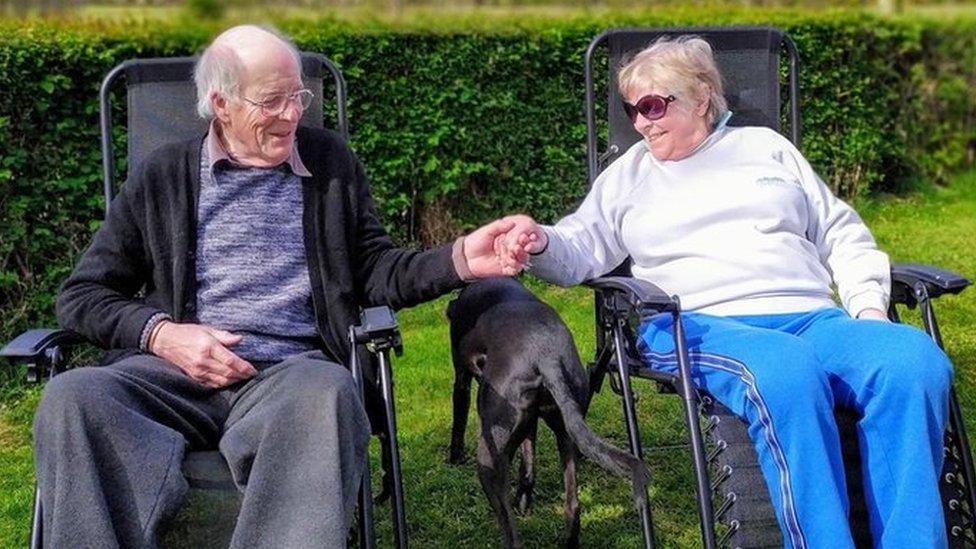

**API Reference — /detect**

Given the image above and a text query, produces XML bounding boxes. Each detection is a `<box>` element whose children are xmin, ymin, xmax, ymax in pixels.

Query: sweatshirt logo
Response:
<box><xmin>756</xmin><ymin>176</ymin><xmax>800</xmax><ymax>189</ymax></box>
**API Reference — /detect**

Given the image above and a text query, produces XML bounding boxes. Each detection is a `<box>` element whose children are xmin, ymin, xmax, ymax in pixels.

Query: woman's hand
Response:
<box><xmin>496</xmin><ymin>214</ymin><xmax>548</xmax><ymax>271</ymax></box>
<box><xmin>461</xmin><ymin>214</ymin><xmax>548</xmax><ymax>277</ymax></box>
<box><xmin>856</xmin><ymin>308</ymin><xmax>889</xmax><ymax>322</ymax></box>
<box><xmin>462</xmin><ymin>218</ymin><xmax>521</xmax><ymax>277</ymax></box>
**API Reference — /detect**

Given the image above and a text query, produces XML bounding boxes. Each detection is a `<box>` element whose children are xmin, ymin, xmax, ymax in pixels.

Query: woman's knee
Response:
<box><xmin>873</xmin><ymin>328</ymin><xmax>952</xmax><ymax>399</ymax></box>
<box><xmin>746</xmin><ymin>339</ymin><xmax>832</xmax><ymax>412</ymax></box>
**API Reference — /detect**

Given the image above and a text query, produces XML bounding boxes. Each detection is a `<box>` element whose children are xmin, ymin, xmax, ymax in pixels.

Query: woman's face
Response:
<box><xmin>626</xmin><ymin>86</ymin><xmax>711</xmax><ymax>161</ymax></box>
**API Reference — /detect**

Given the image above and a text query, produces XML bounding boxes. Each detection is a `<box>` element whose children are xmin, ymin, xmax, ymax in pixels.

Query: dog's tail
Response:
<box><xmin>539</xmin><ymin>355</ymin><xmax>651</xmax><ymax>507</ymax></box>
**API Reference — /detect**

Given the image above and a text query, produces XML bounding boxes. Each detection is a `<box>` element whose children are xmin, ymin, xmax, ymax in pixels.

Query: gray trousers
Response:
<box><xmin>32</xmin><ymin>350</ymin><xmax>371</xmax><ymax>549</ymax></box>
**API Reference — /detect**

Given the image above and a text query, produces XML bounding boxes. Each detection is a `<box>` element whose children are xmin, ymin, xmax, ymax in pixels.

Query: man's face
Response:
<box><xmin>218</xmin><ymin>47</ymin><xmax>303</xmax><ymax>167</ymax></box>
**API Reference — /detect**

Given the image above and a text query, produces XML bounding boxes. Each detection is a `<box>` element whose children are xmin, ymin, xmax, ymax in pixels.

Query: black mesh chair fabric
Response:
<box><xmin>584</xmin><ymin>28</ymin><xmax>801</xmax><ymax>546</ymax></box>
<box><xmin>601</xmin><ymin>27</ymin><xmax>789</xmax><ymax>170</ymax></box>
<box><xmin>112</xmin><ymin>54</ymin><xmax>330</xmax><ymax>199</ymax></box>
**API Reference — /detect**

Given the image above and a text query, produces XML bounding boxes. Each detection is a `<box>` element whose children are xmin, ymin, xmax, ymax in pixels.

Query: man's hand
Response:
<box><xmin>463</xmin><ymin>218</ymin><xmax>520</xmax><ymax>277</ymax></box>
<box><xmin>150</xmin><ymin>321</ymin><xmax>258</xmax><ymax>388</ymax></box>
<box><xmin>463</xmin><ymin>214</ymin><xmax>549</xmax><ymax>278</ymax></box>
<box><xmin>856</xmin><ymin>308</ymin><xmax>890</xmax><ymax>322</ymax></box>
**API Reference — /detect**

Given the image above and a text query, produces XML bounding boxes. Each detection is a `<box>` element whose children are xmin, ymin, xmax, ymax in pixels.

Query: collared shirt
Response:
<box><xmin>202</xmin><ymin>121</ymin><xmax>473</xmax><ymax>283</ymax></box>
<box><xmin>74</xmin><ymin>125</ymin><xmax>468</xmax><ymax>367</ymax></box>
<box><xmin>203</xmin><ymin>119</ymin><xmax>312</xmax><ymax>178</ymax></box>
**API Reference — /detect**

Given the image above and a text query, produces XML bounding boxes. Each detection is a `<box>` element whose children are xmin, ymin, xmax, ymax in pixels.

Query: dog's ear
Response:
<box><xmin>446</xmin><ymin>298</ymin><xmax>458</xmax><ymax>320</ymax></box>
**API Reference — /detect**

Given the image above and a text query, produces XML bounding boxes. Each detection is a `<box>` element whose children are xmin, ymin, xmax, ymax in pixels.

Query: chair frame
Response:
<box><xmin>1</xmin><ymin>52</ymin><xmax>410</xmax><ymax>549</ymax></box>
<box><xmin>580</xmin><ymin>26</ymin><xmax>976</xmax><ymax>548</ymax></box>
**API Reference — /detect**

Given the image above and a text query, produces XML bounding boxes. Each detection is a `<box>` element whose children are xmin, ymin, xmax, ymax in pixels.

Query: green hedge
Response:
<box><xmin>1</xmin><ymin>11</ymin><xmax>975</xmax><ymax>345</ymax></box>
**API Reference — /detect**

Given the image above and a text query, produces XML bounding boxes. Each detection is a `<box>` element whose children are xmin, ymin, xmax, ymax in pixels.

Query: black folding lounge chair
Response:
<box><xmin>0</xmin><ymin>53</ymin><xmax>409</xmax><ymax>549</ymax></box>
<box><xmin>580</xmin><ymin>26</ymin><xmax>976</xmax><ymax>548</ymax></box>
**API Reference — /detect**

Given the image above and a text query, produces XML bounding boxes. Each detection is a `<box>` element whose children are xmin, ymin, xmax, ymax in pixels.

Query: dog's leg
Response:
<box><xmin>477</xmin><ymin>390</ymin><xmax>527</xmax><ymax>549</ymax></box>
<box><xmin>448</xmin><ymin>366</ymin><xmax>473</xmax><ymax>464</ymax></box>
<box><xmin>515</xmin><ymin>420</ymin><xmax>537</xmax><ymax>515</ymax></box>
<box><xmin>477</xmin><ymin>436</ymin><xmax>521</xmax><ymax>548</ymax></box>
<box><xmin>546</xmin><ymin>413</ymin><xmax>581</xmax><ymax>549</ymax></box>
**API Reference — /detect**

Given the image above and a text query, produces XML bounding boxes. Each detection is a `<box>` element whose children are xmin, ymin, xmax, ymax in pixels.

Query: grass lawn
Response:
<box><xmin>2</xmin><ymin>171</ymin><xmax>976</xmax><ymax>547</ymax></box>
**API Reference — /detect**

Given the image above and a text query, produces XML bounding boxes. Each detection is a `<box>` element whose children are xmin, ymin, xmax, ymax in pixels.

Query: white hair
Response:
<box><xmin>193</xmin><ymin>25</ymin><xmax>302</xmax><ymax>119</ymax></box>
<box><xmin>617</xmin><ymin>35</ymin><xmax>728</xmax><ymax>126</ymax></box>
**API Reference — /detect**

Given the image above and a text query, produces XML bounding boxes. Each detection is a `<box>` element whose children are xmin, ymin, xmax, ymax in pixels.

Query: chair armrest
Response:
<box><xmin>891</xmin><ymin>263</ymin><xmax>971</xmax><ymax>305</ymax></box>
<box><xmin>584</xmin><ymin>276</ymin><xmax>679</xmax><ymax>314</ymax></box>
<box><xmin>352</xmin><ymin>306</ymin><xmax>403</xmax><ymax>356</ymax></box>
<box><xmin>1</xmin><ymin>328</ymin><xmax>85</xmax><ymax>362</ymax></box>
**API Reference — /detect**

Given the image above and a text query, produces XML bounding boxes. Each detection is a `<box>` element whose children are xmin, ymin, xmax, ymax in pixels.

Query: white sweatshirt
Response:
<box><xmin>529</xmin><ymin>121</ymin><xmax>890</xmax><ymax>318</ymax></box>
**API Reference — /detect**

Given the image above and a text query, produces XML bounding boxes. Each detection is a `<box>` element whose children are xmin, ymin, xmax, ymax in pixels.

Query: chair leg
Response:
<box><xmin>358</xmin><ymin>461</ymin><xmax>377</xmax><ymax>549</ymax></box>
<box><xmin>919</xmin><ymin>296</ymin><xmax>976</xmax><ymax>518</ymax></box>
<box><xmin>948</xmin><ymin>388</ymin><xmax>976</xmax><ymax>522</ymax></box>
<box><xmin>349</xmin><ymin>328</ymin><xmax>377</xmax><ymax>549</ymax></box>
<box><xmin>671</xmin><ymin>311</ymin><xmax>717</xmax><ymax>549</ymax></box>
<box><xmin>377</xmin><ymin>349</ymin><xmax>408</xmax><ymax>549</ymax></box>
<box><xmin>31</xmin><ymin>485</ymin><xmax>42</xmax><ymax>549</ymax></box>
<box><xmin>610</xmin><ymin>318</ymin><xmax>655</xmax><ymax>549</ymax></box>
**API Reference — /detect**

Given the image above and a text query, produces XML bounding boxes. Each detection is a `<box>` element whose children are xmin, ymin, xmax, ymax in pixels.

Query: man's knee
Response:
<box><xmin>292</xmin><ymin>360</ymin><xmax>358</xmax><ymax>398</ymax></box>
<box><xmin>270</xmin><ymin>360</ymin><xmax>364</xmax><ymax>423</ymax></box>
<box><xmin>34</xmin><ymin>367</ymin><xmax>119</xmax><ymax>432</ymax></box>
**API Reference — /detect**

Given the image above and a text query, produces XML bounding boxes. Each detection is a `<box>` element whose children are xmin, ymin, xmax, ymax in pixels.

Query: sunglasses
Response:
<box><xmin>622</xmin><ymin>94</ymin><xmax>677</xmax><ymax>123</ymax></box>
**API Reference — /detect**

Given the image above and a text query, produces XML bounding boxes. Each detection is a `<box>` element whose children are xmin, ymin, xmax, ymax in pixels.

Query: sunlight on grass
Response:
<box><xmin>1</xmin><ymin>173</ymin><xmax>974</xmax><ymax>547</ymax></box>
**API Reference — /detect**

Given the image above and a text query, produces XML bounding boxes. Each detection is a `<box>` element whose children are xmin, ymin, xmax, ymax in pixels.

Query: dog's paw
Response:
<box><xmin>446</xmin><ymin>449</ymin><xmax>469</xmax><ymax>465</ymax></box>
<box><xmin>515</xmin><ymin>491</ymin><xmax>533</xmax><ymax>516</ymax></box>
<box><xmin>629</xmin><ymin>460</ymin><xmax>652</xmax><ymax>508</ymax></box>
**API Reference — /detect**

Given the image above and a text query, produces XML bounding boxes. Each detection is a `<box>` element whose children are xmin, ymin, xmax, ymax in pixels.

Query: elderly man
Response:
<box><xmin>33</xmin><ymin>25</ymin><xmax>517</xmax><ymax>548</ymax></box>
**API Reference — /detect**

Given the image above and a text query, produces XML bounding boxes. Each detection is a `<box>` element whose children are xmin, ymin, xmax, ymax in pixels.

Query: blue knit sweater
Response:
<box><xmin>195</xmin><ymin>146</ymin><xmax>319</xmax><ymax>362</ymax></box>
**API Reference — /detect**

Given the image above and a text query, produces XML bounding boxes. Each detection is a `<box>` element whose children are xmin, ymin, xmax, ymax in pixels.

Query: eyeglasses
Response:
<box><xmin>622</xmin><ymin>94</ymin><xmax>677</xmax><ymax>123</ymax></box>
<box><xmin>241</xmin><ymin>89</ymin><xmax>314</xmax><ymax>117</ymax></box>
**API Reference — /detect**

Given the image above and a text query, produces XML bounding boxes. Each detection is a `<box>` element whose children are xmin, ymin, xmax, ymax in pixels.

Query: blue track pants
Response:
<box><xmin>638</xmin><ymin>307</ymin><xmax>952</xmax><ymax>548</ymax></box>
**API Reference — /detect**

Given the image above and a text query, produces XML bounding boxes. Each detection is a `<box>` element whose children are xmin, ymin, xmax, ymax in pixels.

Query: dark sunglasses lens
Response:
<box><xmin>637</xmin><ymin>96</ymin><xmax>667</xmax><ymax>120</ymax></box>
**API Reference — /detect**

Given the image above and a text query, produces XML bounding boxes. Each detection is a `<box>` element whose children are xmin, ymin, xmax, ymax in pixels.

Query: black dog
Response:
<box><xmin>446</xmin><ymin>277</ymin><xmax>650</xmax><ymax>548</ymax></box>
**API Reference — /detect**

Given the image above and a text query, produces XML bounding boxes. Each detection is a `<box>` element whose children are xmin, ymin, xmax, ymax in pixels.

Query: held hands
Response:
<box><xmin>149</xmin><ymin>321</ymin><xmax>258</xmax><ymax>388</ymax></box>
<box><xmin>463</xmin><ymin>214</ymin><xmax>548</xmax><ymax>278</ymax></box>
<box><xmin>497</xmin><ymin>214</ymin><xmax>547</xmax><ymax>273</ymax></box>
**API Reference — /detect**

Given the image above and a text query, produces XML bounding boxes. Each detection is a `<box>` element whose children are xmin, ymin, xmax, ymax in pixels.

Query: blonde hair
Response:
<box><xmin>617</xmin><ymin>35</ymin><xmax>728</xmax><ymax>126</ymax></box>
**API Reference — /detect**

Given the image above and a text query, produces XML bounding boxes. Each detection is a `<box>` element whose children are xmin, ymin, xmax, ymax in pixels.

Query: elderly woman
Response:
<box><xmin>499</xmin><ymin>36</ymin><xmax>952</xmax><ymax>548</ymax></box>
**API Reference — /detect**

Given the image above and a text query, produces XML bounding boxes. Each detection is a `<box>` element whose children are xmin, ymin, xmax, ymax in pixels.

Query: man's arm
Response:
<box><xmin>55</xmin><ymin>157</ymin><xmax>257</xmax><ymax>386</ymax></box>
<box><xmin>55</xmin><ymin>174</ymin><xmax>167</xmax><ymax>349</ymax></box>
<box><xmin>348</xmin><ymin>157</ymin><xmax>515</xmax><ymax>309</ymax></box>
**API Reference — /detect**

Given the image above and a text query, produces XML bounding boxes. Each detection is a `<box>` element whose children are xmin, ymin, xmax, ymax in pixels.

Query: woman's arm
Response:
<box><xmin>504</xmin><ymin>167</ymin><xmax>631</xmax><ymax>286</ymax></box>
<box><xmin>782</xmin><ymin>142</ymin><xmax>891</xmax><ymax>319</ymax></box>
